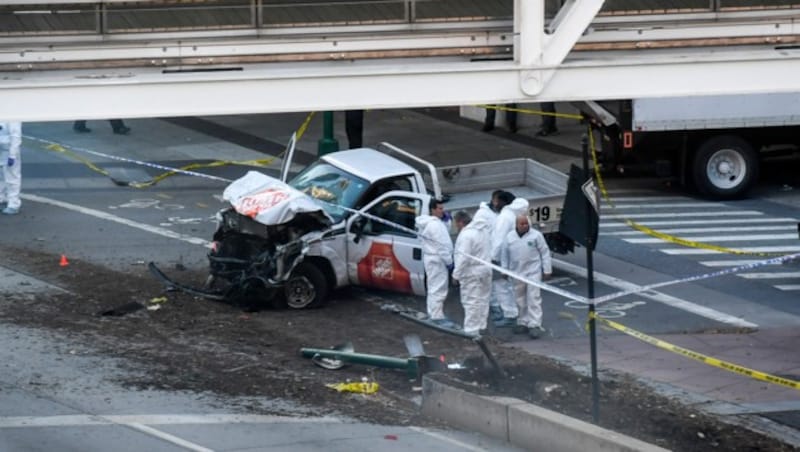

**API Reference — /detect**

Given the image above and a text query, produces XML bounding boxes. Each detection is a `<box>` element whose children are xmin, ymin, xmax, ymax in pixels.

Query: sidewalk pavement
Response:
<box><xmin>26</xmin><ymin>104</ymin><xmax>800</xmax><ymax>445</ymax></box>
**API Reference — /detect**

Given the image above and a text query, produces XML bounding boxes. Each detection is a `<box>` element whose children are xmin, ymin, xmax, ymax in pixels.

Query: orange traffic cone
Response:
<box><xmin>59</xmin><ymin>254</ymin><xmax>69</xmax><ymax>267</ymax></box>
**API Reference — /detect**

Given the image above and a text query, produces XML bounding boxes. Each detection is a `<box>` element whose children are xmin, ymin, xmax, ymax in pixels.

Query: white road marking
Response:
<box><xmin>661</xmin><ymin>246</ymin><xmax>800</xmax><ymax>255</ymax></box>
<box><xmin>699</xmin><ymin>260</ymin><xmax>784</xmax><ymax>267</ymax></box>
<box><xmin>625</xmin><ymin>233</ymin><xmax>798</xmax><ymax>244</ymax></box>
<box><xmin>604</xmin><ymin>202</ymin><xmax>715</xmax><ymax>209</ymax></box>
<box><xmin>125</xmin><ymin>423</ymin><xmax>214</xmax><ymax>452</ymax></box>
<box><xmin>22</xmin><ymin>194</ymin><xmax>212</xmax><ymax>248</ymax></box>
<box><xmin>776</xmin><ymin>285</ymin><xmax>800</xmax><ymax>291</ymax></box>
<box><xmin>409</xmin><ymin>426</ymin><xmax>491</xmax><ymax>452</ymax></box>
<box><xmin>602</xmin><ymin>211</ymin><xmax>764</xmax><ymax>219</ymax></box>
<box><xmin>601</xmin><ymin>218</ymin><xmax>798</xmax><ymax>227</ymax></box>
<box><xmin>0</xmin><ymin>414</ymin><xmax>342</xmax><ymax>428</ymax></box>
<box><xmin>605</xmin><ymin>225</ymin><xmax>797</xmax><ymax>236</ymax></box>
<box><xmin>737</xmin><ymin>272</ymin><xmax>800</xmax><ymax>279</ymax></box>
<box><xmin>554</xmin><ymin>259</ymin><xmax>757</xmax><ymax>328</ymax></box>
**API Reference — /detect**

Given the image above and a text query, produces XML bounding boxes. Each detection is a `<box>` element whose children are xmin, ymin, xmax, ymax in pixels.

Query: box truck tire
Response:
<box><xmin>692</xmin><ymin>135</ymin><xmax>758</xmax><ymax>200</ymax></box>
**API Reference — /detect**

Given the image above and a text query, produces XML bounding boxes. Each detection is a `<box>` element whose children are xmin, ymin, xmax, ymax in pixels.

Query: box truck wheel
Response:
<box><xmin>284</xmin><ymin>262</ymin><xmax>329</xmax><ymax>309</ymax></box>
<box><xmin>692</xmin><ymin>136</ymin><xmax>757</xmax><ymax>199</ymax></box>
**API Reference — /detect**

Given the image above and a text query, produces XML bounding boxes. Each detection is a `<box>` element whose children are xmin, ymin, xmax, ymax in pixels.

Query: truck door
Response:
<box><xmin>345</xmin><ymin>191</ymin><xmax>429</xmax><ymax>295</ymax></box>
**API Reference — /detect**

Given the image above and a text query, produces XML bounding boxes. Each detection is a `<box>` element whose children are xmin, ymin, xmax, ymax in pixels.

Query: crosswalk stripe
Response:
<box><xmin>603</xmin><ymin>202</ymin><xmax>716</xmax><ymax>209</ymax></box>
<box><xmin>624</xmin><ymin>233</ymin><xmax>798</xmax><ymax>244</ymax></box>
<box><xmin>605</xmin><ymin>225</ymin><xmax>797</xmax><ymax>236</ymax></box>
<box><xmin>775</xmin><ymin>285</ymin><xmax>800</xmax><ymax>291</ymax></box>
<box><xmin>738</xmin><ymin>272</ymin><xmax>800</xmax><ymax>279</ymax></box>
<box><xmin>699</xmin><ymin>260</ymin><xmax>784</xmax><ymax>267</ymax></box>
<box><xmin>601</xmin><ymin>218</ymin><xmax>798</xmax><ymax>227</ymax></box>
<box><xmin>661</xmin><ymin>246</ymin><xmax>800</xmax><ymax>255</ymax></box>
<box><xmin>602</xmin><ymin>211</ymin><xmax>764</xmax><ymax>219</ymax></box>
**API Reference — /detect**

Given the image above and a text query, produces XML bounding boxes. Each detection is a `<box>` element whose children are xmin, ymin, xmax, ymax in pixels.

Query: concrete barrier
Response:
<box><xmin>422</xmin><ymin>376</ymin><xmax>669</xmax><ymax>452</ymax></box>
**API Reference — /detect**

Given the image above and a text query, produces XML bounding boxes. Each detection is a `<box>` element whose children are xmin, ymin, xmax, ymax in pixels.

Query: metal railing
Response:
<box><xmin>1</xmin><ymin>0</ymin><xmax>796</xmax><ymax>37</ymax></box>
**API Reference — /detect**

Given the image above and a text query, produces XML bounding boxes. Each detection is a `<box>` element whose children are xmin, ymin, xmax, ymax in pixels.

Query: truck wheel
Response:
<box><xmin>692</xmin><ymin>136</ymin><xmax>758</xmax><ymax>199</ymax></box>
<box><xmin>284</xmin><ymin>262</ymin><xmax>329</xmax><ymax>309</ymax></box>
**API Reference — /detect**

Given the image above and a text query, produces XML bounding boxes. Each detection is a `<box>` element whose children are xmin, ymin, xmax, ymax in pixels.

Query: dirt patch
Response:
<box><xmin>0</xmin><ymin>246</ymin><xmax>793</xmax><ymax>451</ymax></box>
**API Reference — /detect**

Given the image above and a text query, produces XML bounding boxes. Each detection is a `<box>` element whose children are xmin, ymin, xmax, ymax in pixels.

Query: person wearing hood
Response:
<box><xmin>501</xmin><ymin>214</ymin><xmax>552</xmax><ymax>339</ymax></box>
<box><xmin>452</xmin><ymin>204</ymin><xmax>494</xmax><ymax>335</ymax></box>
<box><xmin>0</xmin><ymin>121</ymin><xmax>22</xmax><ymax>215</ymax></box>
<box><xmin>415</xmin><ymin>199</ymin><xmax>455</xmax><ymax>327</ymax></box>
<box><xmin>491</xmin><ymin>197</ymin><xmax>530</xmax><ymax>325</ymax></box>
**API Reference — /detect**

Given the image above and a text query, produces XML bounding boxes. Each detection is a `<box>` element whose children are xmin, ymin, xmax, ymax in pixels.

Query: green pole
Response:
<box><xmin>317</xmin><ymin>111</ymin><xmax>339</xmax><ymax>156</ymax></box>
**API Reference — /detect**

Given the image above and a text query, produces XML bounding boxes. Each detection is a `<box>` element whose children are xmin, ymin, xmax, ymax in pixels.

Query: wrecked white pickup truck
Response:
<box><xmin>152</xmin><ymin>142</ymin><xmax>569</xmax><ymax>309</ymax></box>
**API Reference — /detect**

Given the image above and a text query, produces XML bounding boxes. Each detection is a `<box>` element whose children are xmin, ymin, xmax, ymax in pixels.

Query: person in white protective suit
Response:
<box><xmin>452</xmin><ymin>204</ymin><xmax>494</xmax><ymax>335</ymax></box>
<box><xmin>0</xmin><ymin>121</ymin><xmax>22</xmax><ymax>215</ymax></box>
<box><xmin>482</xmin><ymin>190</ymin><xmax>507</xmax><ymax>322</ymax></box>
<box><xmin>501</xmin><ymin>214</ymin><xmax>552</xmax><ymax>339</ymax></box>
<box><xmin>491</xmin><ymin>196</ymin><xmax>530</xmax><ymax>325</ymax></box>
<box><xmin>415</xmin><ymin>199</ymin><xmax>455</xmax><ymax>327</ymax></box>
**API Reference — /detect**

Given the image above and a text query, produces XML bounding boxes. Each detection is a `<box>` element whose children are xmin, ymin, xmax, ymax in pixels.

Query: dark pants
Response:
<box><xmin>484</xmin><ymin>103</ymin><xmax>517</xmax><ymax>132</ymax></box>
<box><xmin>74</xmin><ymin>119</ymin><xmax>127</xmax><ymax>131</ymax></box>
<box><xmin>345</xmin><ymin>110</ymin><xmax>364</xmax><ymax>149</ymax></box>
<box><xmin>540</xmin><ymin>102</ymin><xmax>557</xmax><ymax>132</ymax></box>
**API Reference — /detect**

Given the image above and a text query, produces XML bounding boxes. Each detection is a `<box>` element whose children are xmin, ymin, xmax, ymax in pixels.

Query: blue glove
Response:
<box><xmin>446</xmin><ymin>263</ymin><xmax>454</xmax><ymax>272</ymax></box>
<box><xmin>442</xmin><ymin>211</ymin><xmax>452</xmax><ymax>222</ymax></box>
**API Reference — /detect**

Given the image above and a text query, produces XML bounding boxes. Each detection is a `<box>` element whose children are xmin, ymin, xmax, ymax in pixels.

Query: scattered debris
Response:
<box><xmin>325</xmin><ymin>380</ymin><xmax>379</xmax><ymax>394</ymax></box>
<box><xmin>98</xmin><ymin>301</ymin><xmax>145</xmax><ymax>317</ymax></box>
<box><xmin>310</xmin><ymin>342</ymin><xmax>353</xmax><ymax>370</ymax></box>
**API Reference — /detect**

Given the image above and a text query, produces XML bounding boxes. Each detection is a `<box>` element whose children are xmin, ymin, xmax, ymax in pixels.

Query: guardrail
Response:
<box><xmin>0</xmin><ymin>0</ymin><xmax>795</xmax><ymax>37</ymax></box>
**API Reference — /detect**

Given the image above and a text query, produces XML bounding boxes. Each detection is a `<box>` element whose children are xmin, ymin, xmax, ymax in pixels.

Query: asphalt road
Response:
<box><xmin>2</xmin><ymin>112</ymin><xmax>800</xmax><ymax>450</ymax></box>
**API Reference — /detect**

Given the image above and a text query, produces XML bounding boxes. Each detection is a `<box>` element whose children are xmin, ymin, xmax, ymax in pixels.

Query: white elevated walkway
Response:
<box><xmin>0</xmin><ymin>0</ymin><xmax>799</xmax><ymax>121</ymax></box>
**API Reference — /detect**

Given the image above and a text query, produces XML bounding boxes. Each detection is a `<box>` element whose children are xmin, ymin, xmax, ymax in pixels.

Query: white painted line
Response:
<box><xmin>0</xmin><ymin>414</ymin><xmax>342</xmax><ymax>428</ymax></box>
<box><xmin>737</xmin><ymin>272</ymin><xmax>800</xmax><ymax>279</ymax></box>
<box><xmin>603</xmin><ymin>196</ymin><xmax>690</xmax><ymax>202</ymax></box>
<box><xmin>602</xmin><ymin>211</ymin><xmax>764</xmax><ymax>219</ymax></box>
<box><xmin>601</xmin><ymin>218</ymin><xmax>798</xmax><ymax>228</ymax></box>
<box><xmin>661</xmin><ymin>246</ymin><xmax>800</xmax><ymax>255</ymax></box>
<box><xmin>21</xmin><ymin>193</ymin><xmax>212</xmax><ymax>248</ymax></box>
<box><xmin>553</xmin><ymin>259</ymin><xmax>757</xmax><ymax>328</ymax></box>
<box><xmin>125</xmin><ymin>423</ymin><xmax>214</xmax><ymax>452</ymax></box>
<box><xmin>699</xmin><ymin>260</ymin><xmax>783</xmax><ymax>267</ymax></box>
<box><xmin>409</xmin><ymin>426</ymin><xmax>491</xmax><ymax>452</ymax></box>
<box><xmin>604</xmin><ymin>202</ymin><xmax>715</xmax><ymax>209</ymax></box>
<box><xmin>605</xmin><ymin>225</ymin><xmax>797</xmax><ymax>236</ymax></box>
<box><xmin>624</xmin><ymin>233</ymin><xmax>798</xmax><ymax>244</ymax></box>
<box><xmin>776</xmin><ymin>285</ymin><xmax>800</xmax><ymax>291</ymax></box>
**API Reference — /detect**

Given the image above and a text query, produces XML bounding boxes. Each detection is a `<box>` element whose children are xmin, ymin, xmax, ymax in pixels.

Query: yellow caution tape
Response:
<box><xmin>589</xmin><ymin>311</ymin><xmax>800</xmax><ymax>391</ymax></box>
<box><xmin>476</xmin><ymin>104</ymin><xmax>583</xmax><ymax>121</ymax></box>
<box><xmin>40</xmin><ymin>111</ymin><xmax>317</xmax><ymax>188</ymax></box>
<box><xmin>587</xmin><ymin>128</ymin><xmax>784</xmax><ymax>257</ymax></box>
<box><xmin>325</xmin><ymin>381</ymin><xmax>380</xmax><ymax>394</ymax></box>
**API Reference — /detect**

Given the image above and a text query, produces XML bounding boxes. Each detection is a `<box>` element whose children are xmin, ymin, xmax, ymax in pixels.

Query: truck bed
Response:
<box><xmin>428</xmin><ymin>158</ymin><xmax>568</xmax><ymax>232</ymax></box>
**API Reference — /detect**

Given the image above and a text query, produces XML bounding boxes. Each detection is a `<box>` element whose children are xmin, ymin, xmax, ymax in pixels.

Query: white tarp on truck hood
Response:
<box><xmin>223</xmin><ymin>171</ymin><xmax>333</xmax><ymax>226</ymax></box>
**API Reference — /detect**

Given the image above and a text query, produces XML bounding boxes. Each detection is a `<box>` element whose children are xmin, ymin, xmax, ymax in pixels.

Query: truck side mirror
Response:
<box><xmin>351</xmin><ymin>217</ymin><xmax>367</xmax><ymax>243</ymax></box>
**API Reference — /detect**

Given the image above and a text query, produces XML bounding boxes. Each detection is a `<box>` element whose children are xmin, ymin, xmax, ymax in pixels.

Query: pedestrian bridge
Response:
<box><xmin>1</xmin><ymin>0</ymin><xmax>799</xmax><ymax>121</ymax></box>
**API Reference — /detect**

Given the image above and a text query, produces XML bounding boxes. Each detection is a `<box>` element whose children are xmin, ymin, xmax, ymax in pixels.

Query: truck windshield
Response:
<box><xmin>289</xmin><ymin>162</ymin><xmax>369</xmax><ymax>222</ymax></box>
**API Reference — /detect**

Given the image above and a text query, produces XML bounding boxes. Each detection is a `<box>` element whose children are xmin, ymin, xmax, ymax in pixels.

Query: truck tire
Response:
<box><xmin>283</xmin><ymin>262</ymin><xmax>329</xmax><ymax>309</ymax></box>
<box><xmin>692</xmin><ymin>136</ymin><xmax>758</xmax><ymax>199</ymax></box>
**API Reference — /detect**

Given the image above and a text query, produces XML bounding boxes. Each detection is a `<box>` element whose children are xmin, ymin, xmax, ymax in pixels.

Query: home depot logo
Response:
<box><xmin>372</xmin><ymin>256</ymin><xmax>394</xmax><ymax>280</ymax></box>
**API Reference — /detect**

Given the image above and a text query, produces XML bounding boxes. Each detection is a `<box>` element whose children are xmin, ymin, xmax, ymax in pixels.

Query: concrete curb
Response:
<box><xmin>421</xmin><ymin>376</ymin><xmax>669</xmax><ymax>452</ymax></box>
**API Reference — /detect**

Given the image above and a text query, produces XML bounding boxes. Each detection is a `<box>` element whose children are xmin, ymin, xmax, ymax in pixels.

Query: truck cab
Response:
<box><xmin>284</xmin><ymin>148</ymin><xmax>432</xmax><ymax>308</ymax></box>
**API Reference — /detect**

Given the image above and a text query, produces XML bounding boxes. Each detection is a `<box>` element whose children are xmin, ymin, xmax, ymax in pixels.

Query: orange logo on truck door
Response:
<box><xmin>356</xmin><ymin>242</ymin><xmax>412</xmax><ymax>293</ymax></box>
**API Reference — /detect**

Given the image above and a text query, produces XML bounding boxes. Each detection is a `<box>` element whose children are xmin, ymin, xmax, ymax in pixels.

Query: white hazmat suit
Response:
<box><xmin>452</xmin><ymin>205</ymin><xmax>494</xmax><ymax>335</ymax></box>
<box><xmin>0</xmin><ymin>122</ymin><xmax>22</xmax><ymax>213</ymax></box>
<box><xmin>501</xmin><ymin>224</ymin><xmax>552</xmax><ymax>329</ymax></box>
<box><xmin>415</xmin><ymin>214</ymin><xmax>454</xmax><ymax>320</ymax></box>
<box><xmin>491</xmin><ymin>198</ymin><xmax>529</xmax><ymax>318</ymax></box>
